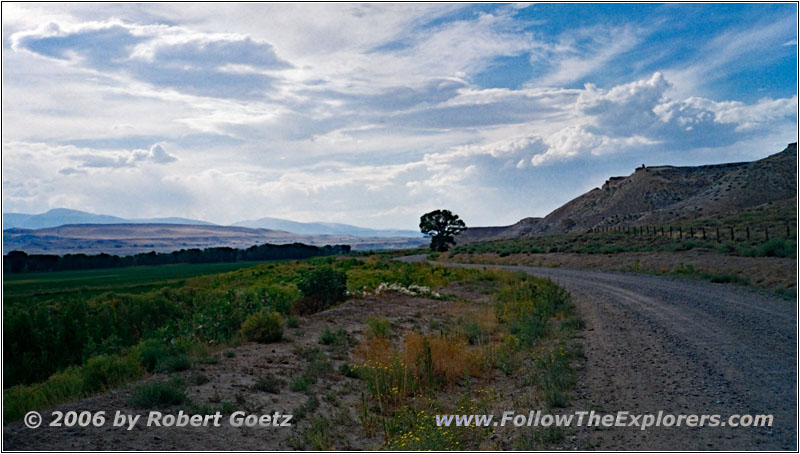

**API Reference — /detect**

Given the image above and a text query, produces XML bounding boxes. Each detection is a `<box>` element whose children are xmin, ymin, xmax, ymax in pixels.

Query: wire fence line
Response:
<box><xmin>588</xmin><ymin>222</ymin><xmax>796</xmax><ymax>243</ymax></box>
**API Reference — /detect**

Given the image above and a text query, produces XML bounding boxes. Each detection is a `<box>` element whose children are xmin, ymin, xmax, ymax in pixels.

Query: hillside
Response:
<box><xmin>2</xmin><ymin>224</ymin><xmax>426</xmax><ymax>255</ymax></box>
<box><xmin>460</xmin><ymin>142</ymin><xmax>797</xmax><ymax>242</ymax></box>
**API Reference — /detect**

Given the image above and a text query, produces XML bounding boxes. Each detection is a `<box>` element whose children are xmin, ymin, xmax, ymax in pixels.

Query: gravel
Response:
<box><xmin>420</xmin><ymin>258</ymin><xmax>797</xmax><ymax>450</ymax></box>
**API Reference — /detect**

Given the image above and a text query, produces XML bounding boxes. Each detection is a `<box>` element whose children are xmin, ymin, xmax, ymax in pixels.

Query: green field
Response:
<box><xmin>3</xmin><ymin>261</ymin><xmax>265</xmax><ymax>306</ymax></box>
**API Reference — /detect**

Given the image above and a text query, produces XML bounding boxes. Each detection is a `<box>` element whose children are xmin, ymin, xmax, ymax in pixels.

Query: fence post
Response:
<box><xmin>716</xmin><ymin>227</ymin><xmax>720</xmax><ymax>243</ymax></box>
<box><xmin>746</xmin><ymin>226</ymin><xmax>750</xmax><ymax>240</ymax></box>
<box><xmin>670</xmin><ymin>226</ymin><xmax>673</xmax><ymax>238</ymax></box>
<box><xmin>730</xmin><ymin>226</ymin><xmax>734</xmax><ymax>241</ymax></box>
<box><xmin>765</xmin><ymin>225</ymin><xmax>769</xmax><ymax>241</ymax></box>
<box><xmin>679</xmin><ymin>226</ymin><xmax>682</xmax><ymax>239</ymax></box>
<box><xmin>702</xmin><ymin>227</ymin><xmax>706</xmax><ymax>240</ymax></box>
<box><xmin>661</xmin><ymin>226</ymin><xmax>664</xmax><ymax>236</ymax></box>
<box><xmin>690</xmin><ymin>227</ymin><xmax>694</xmax><ymax>238</ymax></box>
<box><xmin>787</xmin><ymin>223</ymin><xmax>790</xmax><ymax>239</ymax></box>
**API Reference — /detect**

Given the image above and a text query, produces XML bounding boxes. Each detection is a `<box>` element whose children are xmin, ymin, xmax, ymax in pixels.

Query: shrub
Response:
<box><xmin>295</xmin><ymin>267</ymin><xmax>347</xmax><ymax>314</ymax></box>
<box><xmin>239</xmin><ymin>310</ymin><xmax>283</xmax><ymax>343</ymax></box>
<box><xmin>756</xmin><ymin>239</ymin><xmax>795</xmax><ymax>258</ymax></box>
<box><xmin>154</xmin><ymin>354</ymin><xmax>192</xmax><ymax>373</ymax></box>
<box><xmin>128</xmin><ymin>380</ymin><xmax>188</xmax><ymax>408</ymax></box>
<box><xmin>319</xmin><ymin>326</ymin><xmax>347</xmax><ymax>345</ymax></box>
<box><xmin>133</xmin><ymin>339</ymin><xmax>171</xmax><ymax>373</ymax></box>
<box><xmin>81</xmin><ymin>355</ymin><xmax>143</xmax><ymax>394</ymax></box>
<box><xmin>290</xmin><ymin>377</ymin><xmax>315</xmax><ymax>393</ymax></box>
<box><xmin>286</xmin><ymin>316</ymin><xmax>300</xmax><ymax>328</ymax></box>
<box><xmin>253</xmin><ymin>374</ymin><xmax>285</xmax><ymax>394</ymax></box>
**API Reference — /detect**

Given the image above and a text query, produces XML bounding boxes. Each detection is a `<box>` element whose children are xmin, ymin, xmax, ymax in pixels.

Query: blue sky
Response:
<box><xmin>2</xmin><ymin>3</ymin><xmax>797</xmax><ymax>228</ymax></box>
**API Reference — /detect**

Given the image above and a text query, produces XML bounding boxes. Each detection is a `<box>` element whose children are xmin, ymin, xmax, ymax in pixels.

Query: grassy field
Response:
<box><xmin>3</xmin><ymin>261</ymin><xmax>266</xmax><ymax>305</ymax></box>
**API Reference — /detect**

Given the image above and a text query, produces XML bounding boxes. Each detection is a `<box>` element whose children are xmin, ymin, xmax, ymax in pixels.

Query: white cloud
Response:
<box><xmin>2</xmin><ymin>4</ymin><xmax>797</xmax><ymax>228</ymax></box>
<box><xmin>533</xmin><ymin>25</ymin><xmax>643</xmax><ymax>87</ymax></box>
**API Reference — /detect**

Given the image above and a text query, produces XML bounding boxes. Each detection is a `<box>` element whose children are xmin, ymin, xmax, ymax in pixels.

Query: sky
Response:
<box><xmin>2</xmin><ymin>3</ymin><xmax>797</xmax><ymax>229</ymax></box>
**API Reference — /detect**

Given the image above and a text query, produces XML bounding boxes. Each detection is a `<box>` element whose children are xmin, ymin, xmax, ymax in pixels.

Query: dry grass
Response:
<box><xmin>402</xmin><ymin>332</ymin><xmax>484</xmax><ymax>383</ymax></box>
<box><xmin>354</xmin><ymin>336</ymin><xmax>395</xmax><ymax>366</ymax></box>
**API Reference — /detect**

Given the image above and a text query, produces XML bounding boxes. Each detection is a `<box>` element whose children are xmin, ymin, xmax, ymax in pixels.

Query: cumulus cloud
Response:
<box><xmin>75</xmin><ymin>143</ymin><xmax>176</xmax><ymax>168</ymax></box>
<box><xmin>2</xmin><ymin>4</ymin><xmax>797</xmax><ymax>227</ymax></box>
<box><xmin>416</xmin><ymin>72</ymin><xmax>794</xmax><ymax>170</ymax></box>
<box><xmin>12</xmin><ymin>19</ymin><xmax>291</xmax><ymax>99</ymax></box>
<box><xmin>3</xmin><ymin>141</ymin><xmax>178</xmax><ymax>173</ymax></box>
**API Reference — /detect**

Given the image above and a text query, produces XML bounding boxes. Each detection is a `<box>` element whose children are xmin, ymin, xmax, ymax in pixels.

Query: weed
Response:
<box><xmin>219</xmin><ymin>402</ymin><xmax>236</xmax><ymax>414</ymax></box>
<box><xmin>154</xmin><ymin>354</ymin><xmax>192</xmax><ymax>373</ymax></box>
<box><xmin>340</xmin><ymin>363</ymin><xmax>360</xmax><ymax>379</ymax></box>
<box><xmin>199</xmin><ymin>356</ymin><xmax>220</xmax><ymax>365</ymax></box>
<box><xmin>529</xmin><ymin>345</ymin><xmax>576</xmax><ymax>408</ymax></box>
<box><xmin>128</xmin><ymin>379</ymin><xmax>188</xmax><ymax>408</ymax></box>
<box><xmin>81</xmin><ymin>355</ymin><xmax>143</xmax><ymax>394</ymax></box>
<box><xmin>290</xmin><ymin>377</ymin><xmax>316</xmax><ymax>394</ymax></box>
<box><xmin>253</xmin><ymin>374</ymin><xmax>285</xmax><ymax>394</ymax></box>
<box><xmin>514</xmin><ymin>426</ymin><xmax>565</xmax><ymax>449</ymax></box>
<box><xmin>319</xmin><ymin>326</ymin><xmax>347</xmax><ymax>345</ymax></box>
<box><xmin>292</xmin><ymin>396</ymin><xmax>320</xmax><ymax>422</ymax></box>
<box><xmin>559</xmin><ymin>315</ymin><xmax>585</xmax><ymax>331</ymax></box>
<box><xmin>365</xmin><ymin>316</ymin><xmax>391</xmax><ymax>339</ymax></box>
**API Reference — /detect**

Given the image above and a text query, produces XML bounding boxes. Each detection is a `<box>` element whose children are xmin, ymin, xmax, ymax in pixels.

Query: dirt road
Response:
<box><xmin>402</xmin><ymin>256</ymin><xmax>797</xmax><ymax>450</ymax></box>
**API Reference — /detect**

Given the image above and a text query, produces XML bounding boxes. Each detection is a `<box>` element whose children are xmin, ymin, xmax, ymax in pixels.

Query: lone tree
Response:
<box><xmin>419</xmin><ymin>209</ymin><xmax>466</xmax><ymax>252</ymax></box>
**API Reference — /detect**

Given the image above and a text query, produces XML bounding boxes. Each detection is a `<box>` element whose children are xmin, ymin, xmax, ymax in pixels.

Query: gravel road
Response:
<box><xmin>400</xmin><ymin>256</ymin><xmax>797</xmax><ymax>450</ymax></box>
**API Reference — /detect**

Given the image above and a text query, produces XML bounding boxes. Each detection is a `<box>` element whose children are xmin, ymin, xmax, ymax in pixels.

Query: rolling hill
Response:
<box><xmin>2</xmin><ymin>224</ymin><xmax>427</xmax><ymax>255</ymax></box>
<box><xmin>460</xmin><ymin>142</ymin><xmax>797</xmax><ymax>242</ymax></box>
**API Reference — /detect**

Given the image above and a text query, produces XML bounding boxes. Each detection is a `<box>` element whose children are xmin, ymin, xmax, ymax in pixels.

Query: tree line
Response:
<box><xmin>3</xmin><ymin>243</ymin><xmax>351</xmax><ymax>274</ymax></box>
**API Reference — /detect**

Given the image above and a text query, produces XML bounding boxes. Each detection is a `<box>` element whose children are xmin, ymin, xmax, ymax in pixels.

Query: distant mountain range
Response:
<box><xmin>2</xmin><ymin>208</ymin><xmax>421</xmax><ymax>238</ymax></box>
<box><xmin>2</xmin><ymin>209</ymin><xmax>214</xmax><ymax>230</ymax></box>
<box><xmin>2</xmin><ymin>224</ymin><xmax>427</xmax><ymax>255</ymax></box>
<box><xmin>232</xmin><ymin>217</ymin><xmax>420</xmax><ymax>238</ymax></box>
<box><xmin>460</xmin><ymin>142</ymin><xmax>798</xmax><ymax>243</ymax></box>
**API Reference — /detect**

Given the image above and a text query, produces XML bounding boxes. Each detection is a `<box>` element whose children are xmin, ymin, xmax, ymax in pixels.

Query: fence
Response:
<box><xmin>588</xmin><ymin>222</ymin><xmax>796</xmax><ymax>243</ymax></box>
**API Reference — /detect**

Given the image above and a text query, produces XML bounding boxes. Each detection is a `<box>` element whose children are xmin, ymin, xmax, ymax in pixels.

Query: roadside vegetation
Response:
<box><xmin>453</xmin><ymin>233</ymin><xmax>795</xmax><ymax>259</ymax></box>
<box><xmin>454</xmin><ymin>204</ymin><xmax>796</xmax><ymax>259</ymax></box>
<box><xmin>4</xmin><ymin>254</ymin><xmax>583</xmax><ymax>451</ymax></box>
<box><xmin>273</xmin><ymin>267</ymin><xmax>582</xmax><ymax>450</ymax></box>
<box><xmin>444</xmin><ymin>205</ymin><xmax>796</xmax><ymax>297</ymax></box>
<box><xmin>4</xmin><ymin>255</ymin><xmax>580</xmax><ymax>435</ymax></box>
